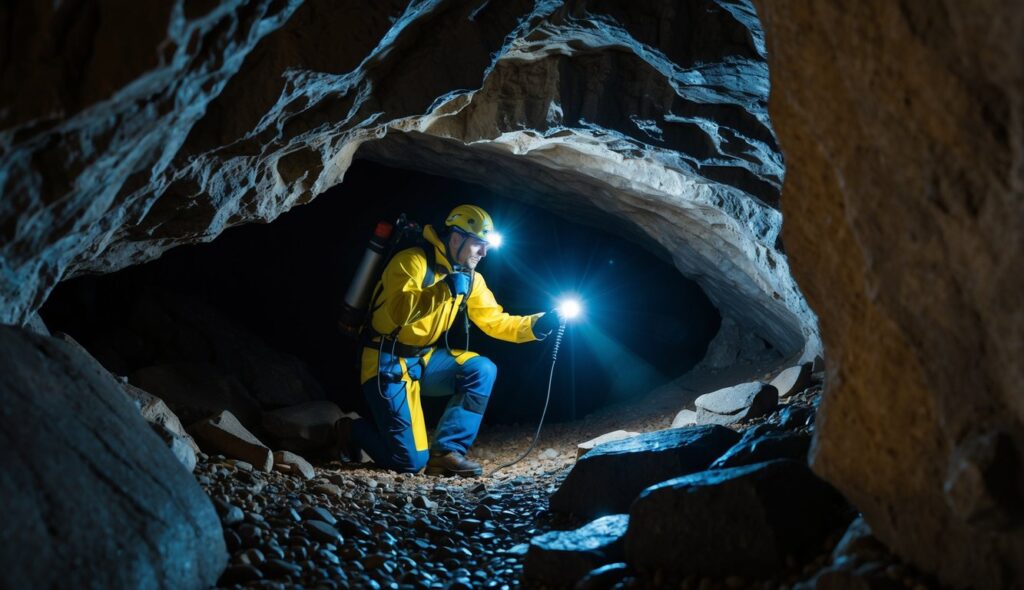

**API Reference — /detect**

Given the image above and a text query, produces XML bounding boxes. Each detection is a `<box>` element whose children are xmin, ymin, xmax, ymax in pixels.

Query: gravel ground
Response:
<box><xmin>201</xmin><ymin>362</ymin><xmax>938</xmax><ymax>590</ymax></box>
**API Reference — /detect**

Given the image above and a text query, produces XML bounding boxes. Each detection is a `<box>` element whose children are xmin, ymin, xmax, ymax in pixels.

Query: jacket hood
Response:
<box><xmin>423</xmin><ymin>224</ymin><xmax>454</xmax><ymax>273</ymax></box>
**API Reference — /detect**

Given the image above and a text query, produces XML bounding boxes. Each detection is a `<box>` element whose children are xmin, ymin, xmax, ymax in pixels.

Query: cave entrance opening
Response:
<box><xmin>41</xmin><ymin>159</ymin><xmax>721</xmax><ymax>427</ymax></box>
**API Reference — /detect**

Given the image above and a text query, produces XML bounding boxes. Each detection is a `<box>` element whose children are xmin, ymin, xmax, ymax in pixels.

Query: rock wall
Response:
<box><xmin>755</xmin><ymin>1</ymin><xmax>1024</xmax><ymax>587</ymax></box>
<box><xmin>0</xmin><ymin>0</ymin><xmax>820</xmax><ymax>361</ymax></box>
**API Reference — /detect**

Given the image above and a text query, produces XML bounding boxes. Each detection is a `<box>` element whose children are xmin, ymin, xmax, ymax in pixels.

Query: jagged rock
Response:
<box><xmin>671</xmin><ymin>409</ymin><xmax>698</xmax><ymax>428</ymax></box>
<box><xmin>626</xmin><ymin>459</ymin><xmax>850</xmax><ymax>577</ymax></box>
<box><xmin>0</xmin><ymin>0</ymin><xmax>818</xmax><ymax>374</ymax></box>
<box><xmin>694</xmin><ymin>382</ymin><xmax>778</xmax><ymax>425</ymax></box>
<box><xmin>273</xmin><ymin>450</ymin><xmax>315</xmax><ymax>480</ymax></box>
<box><xmin>710</xmin><ymin>424</ymin><xmax>811</xmax><ymax>469</ymax></box>
<box><xmin>131</xmin><ymin>362</ymin><xmax>262</xmax><ymax>428</ymax></box>
<box><xmin>757</xmin><ymin>2</ymin><xmax>1024</xmax><ymax>586</ymax></box>
<box><xmin>773</xmin><ymin>403</ymin><xmax>816</xmax><ymax>431</ymax></box>
<box><xmin>262</xmin><ymin>401</ymin><xmax>347</xmax><ymax>452</ymax></box>
<box><xmin>59</xmin><ymin>331</ymin><xmax>202</xmax><ymax>467</ymax></box>
<box><xmin>770</xmin><ymin>363</ymin><xmax>812</xmax><ymax>398</ymax></box>
<box><xmin>524</xmin><ymin>514</ymin><xmax>629</xmax><ymax>586</ymax></box>
<box><xmin>576</xmin><ymin>431</ymin><xmax>640</xmax><ymax>459</ymax></box>
<box><xmin>189</xmin><ymin>411</ymin><xmax>274</xmax><ymax>472</ymax></box>
<box><xmin>151</xmin><ymin>421</ymin><xmax>199</xmax><ymax>472</ymax></box>
<box><xmin>121</xmin><ymin>382</ymin><xmax>200</xmax><ymax>453</ymax></box>
<box><xmin>550</xmin><ymin>426</ymin><xmax>740</xmax><ymax>518</ymax></box>
<box><xmin>0</xmin><ymin>326</ymin><xmax>226</xmax><ymax>589</ymax></box>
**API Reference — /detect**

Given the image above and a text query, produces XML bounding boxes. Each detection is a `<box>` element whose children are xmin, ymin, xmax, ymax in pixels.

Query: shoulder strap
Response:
<box><xmin>419</xmin><ymin>242</ymin><xmax>436</xmax><ymax>289</ymax></box>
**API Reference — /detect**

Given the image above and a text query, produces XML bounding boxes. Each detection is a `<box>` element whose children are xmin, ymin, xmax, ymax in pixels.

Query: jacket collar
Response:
<box><xmin>423</xmin><ymin>224</ymin><xmax>454</xmax><ymax>273</ymax></box>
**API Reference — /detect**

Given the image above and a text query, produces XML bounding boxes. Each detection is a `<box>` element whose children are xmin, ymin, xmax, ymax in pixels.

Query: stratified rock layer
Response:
<box><xmin>0</xmin><ymin>325</ymin><xmax>227</xmax><ymax>589</ymax></box>
<box><xmin>755</xmin><ymin>1</ymin><xmax>1024</xmax><ymax>587</ymax></box>
<box><xmin>0</xmin><ymin>0</ymin><xmax>819</xmax><ymax>363</ymax></box>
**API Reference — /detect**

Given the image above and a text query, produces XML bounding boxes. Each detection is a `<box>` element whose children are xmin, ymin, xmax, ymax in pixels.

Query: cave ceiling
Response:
<box><xmin>0</xmin><ymin>0</ymin><xmax>820</xmax><ymax>359</ymax></box>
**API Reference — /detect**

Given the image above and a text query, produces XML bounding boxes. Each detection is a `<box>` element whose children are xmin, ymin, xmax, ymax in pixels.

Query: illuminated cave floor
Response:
<box><xmin>200</xmin><ymin>362</ymin><xmax>931</xmax><ymax>590</ymax></box>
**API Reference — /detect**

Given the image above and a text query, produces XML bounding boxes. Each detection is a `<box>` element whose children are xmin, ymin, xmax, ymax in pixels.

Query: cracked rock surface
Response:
<box><xmin>1</xmin><ymin>0</ymin><xmax>819</xmax><ymax>364</ymax></box>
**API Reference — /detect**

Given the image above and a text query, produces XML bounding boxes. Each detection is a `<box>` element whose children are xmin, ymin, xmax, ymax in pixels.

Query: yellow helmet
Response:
<box><xmin>444</xmin><ymin>204</ymin><xmax>497</xmax><ymax>243</ymax></box>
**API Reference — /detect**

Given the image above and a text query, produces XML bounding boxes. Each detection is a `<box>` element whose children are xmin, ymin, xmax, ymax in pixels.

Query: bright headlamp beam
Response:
<box><xmin>558</xmin><ymin>298</ymin><xmax>582</xmax><ymax>320</ymax></box>
<box><xmin>487</xmin><ymin>232</ymin><xmax>502</xmax><ymax>248</ymax></box>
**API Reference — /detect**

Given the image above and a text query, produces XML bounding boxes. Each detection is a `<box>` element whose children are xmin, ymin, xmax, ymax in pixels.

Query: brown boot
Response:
<box><xmin>425</xmin><ymin>451</ymin><xmax>482</xmax><ymax>477</ymax></box>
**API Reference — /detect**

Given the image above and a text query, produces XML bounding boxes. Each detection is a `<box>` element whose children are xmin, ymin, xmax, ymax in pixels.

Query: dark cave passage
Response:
<box><xmin>41</xmin><ymin>159</ymin><xmax>721</xmax><ymax>427</ymax></box>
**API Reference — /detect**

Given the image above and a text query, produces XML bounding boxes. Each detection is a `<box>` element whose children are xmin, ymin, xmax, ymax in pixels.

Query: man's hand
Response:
<box><xmin>444</xmin><ymin>270</ymin><xmax>472</xmax><ymax>297</ymax></box>
<box><xmin>533</xmin><ymin>308</ymin><xmax>563</xmax><ymax>336</ymax></box>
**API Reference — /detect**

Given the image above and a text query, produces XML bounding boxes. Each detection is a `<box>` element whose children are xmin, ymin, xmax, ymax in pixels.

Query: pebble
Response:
<box><xmin>304</xmin><ymin>520</ymin><xmax>343</xmax><ymax>544</ymax></box>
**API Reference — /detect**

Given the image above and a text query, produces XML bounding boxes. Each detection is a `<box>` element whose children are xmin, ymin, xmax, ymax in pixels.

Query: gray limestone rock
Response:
<box><xmin>695</xmin><ymin>382</ymin><xmax>778</xmax><ymax>425</ymax></box>
<box><xmin>550</xmin><ymin>426</ymin><xmax>740</xmax><ymax>518</ymax></box>
<box><xmin>189</xmin><ymin>410</ymin><xmax>274</xmax><ymax>472</ymax></box>
<box><xmin>0</xmin><ymin>326</ymin><xmax>226</xmax><ymax>589</ymax></box>
<box><xmin>273</xmin><ymin>450</ymin><xmax>316</xmax><ymax>480</ymax></box>
<box><xmin>671</xmin><ymin>409</ymin><xmax>698</xmax><ymax>428</ymax></box>
<box><xmin>525</xmin><ymin>514</ymin><xmax>629</xmax><ymax>586</ymax></box>
<box><xmin>151</xmin><ymin>421</ymin><xmax>199</xmax><ymax>472</ymax></box>
<box><xmin>625</xmin><ymin>459</ymin><xmax>851</xmax><ymax>577</ymax></box>
<box><xmin>770</xmin><ymin>363</ymin><xmax>813</xmax><ymax>398</ymax></box>
<box><xmin>122</xmin><ymin>381</ymin><xmax>200</xmax><ymax>454</ymax></box>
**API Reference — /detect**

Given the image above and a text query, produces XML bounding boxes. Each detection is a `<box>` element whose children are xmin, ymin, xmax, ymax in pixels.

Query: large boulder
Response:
<box><xmin>756</xmin><ymin>2</ymin><xmax>1024</xmax><ymax>585</ymax></box>
<box><xmin>625</xmin><ymin>459</ymin><xmax>851</xmax><ymax>577</ymax></box>
<box><xmin>550</xmin><ymin>425</ymin><xmax>740</xmax><ymax>518</ymax></box>
<box><xmin>0</xmin><ymin>326</ymin><xmax>226</xmax><ymax>588</ymax></box>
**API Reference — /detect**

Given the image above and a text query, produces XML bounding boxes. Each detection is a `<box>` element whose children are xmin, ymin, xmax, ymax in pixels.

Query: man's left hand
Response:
<box><xmin>533</xmin><ymin>309</ymin><xmax>562</xmax><ymax>337</ymax></box>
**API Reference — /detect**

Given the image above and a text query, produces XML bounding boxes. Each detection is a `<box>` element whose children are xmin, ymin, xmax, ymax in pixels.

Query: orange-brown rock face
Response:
<box><xmin>755</xmin><ymin>2</ymin><xmax>1023</xmax><ymax>587</ymax></box>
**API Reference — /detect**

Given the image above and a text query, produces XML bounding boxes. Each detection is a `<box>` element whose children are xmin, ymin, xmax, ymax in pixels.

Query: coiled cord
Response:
<box><xmin>489</xmin><ymin>320</ymin><xmax>567</xmax><ymax>477</ymax></box>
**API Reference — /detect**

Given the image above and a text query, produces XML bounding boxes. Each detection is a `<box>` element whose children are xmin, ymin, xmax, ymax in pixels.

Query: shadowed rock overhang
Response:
<box><xmin>0</xmin><ymin>0</ymin><xmax>820</xmax><ymax>361</ymax></box>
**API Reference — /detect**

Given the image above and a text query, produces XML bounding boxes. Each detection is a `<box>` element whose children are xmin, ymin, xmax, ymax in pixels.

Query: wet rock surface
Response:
<box><xmin>710</xmin><ymin>424</ymin><xmax>812</xmax><ymax>470</ymax></box>
<box><xmin>524</xmin><ymin>514</ymin><xmax>629</xmax><ymax>585</ymax></box>
<box><xmin>550</xmin><ymin>425</ymin><xmax>740</xmax><ymax>519</ymax></box>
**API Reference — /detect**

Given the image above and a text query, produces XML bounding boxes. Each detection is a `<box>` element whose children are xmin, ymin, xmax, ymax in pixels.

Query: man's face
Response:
<box><xmin>449</xmin><ymin>231</ymin><xmax>489</xmax><ymax>270</ymax></box>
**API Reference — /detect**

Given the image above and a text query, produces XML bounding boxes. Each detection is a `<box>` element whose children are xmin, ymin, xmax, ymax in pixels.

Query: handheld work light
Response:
<box><xmin>557</xmin><ymin>298</ymin><xmax>582</xmax><ymax>321</ymax></box>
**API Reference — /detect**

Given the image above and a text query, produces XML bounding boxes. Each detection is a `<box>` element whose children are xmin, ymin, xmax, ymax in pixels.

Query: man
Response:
<box><xmin>337</xmin><ymin>204</ymin><xmax>562</xmax><ymax>476</ymax></box>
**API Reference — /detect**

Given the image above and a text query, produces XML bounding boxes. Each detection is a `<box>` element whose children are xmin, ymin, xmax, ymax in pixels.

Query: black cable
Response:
<box><xmin>489</xmin><ymin>320</ymin><xmax>567</xmax><ymax>477</ymax></box>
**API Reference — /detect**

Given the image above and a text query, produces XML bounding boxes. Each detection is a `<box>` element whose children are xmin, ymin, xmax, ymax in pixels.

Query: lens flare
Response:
<box><xmin>487</xmin><ymin>232</ymin><xmax>503</xmax><ymax>248</ymax></box>
<box><xmin>558</xmin><ymin>298</ymin><xmax>582</xmax><ymax>320</ymax></box>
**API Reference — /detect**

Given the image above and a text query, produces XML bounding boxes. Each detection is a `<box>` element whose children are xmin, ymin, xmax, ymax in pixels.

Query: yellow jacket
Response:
<box><xmin>367</xmin><ymin>224</ymin><xmax>542</xmax><ymax>348</ymax></box>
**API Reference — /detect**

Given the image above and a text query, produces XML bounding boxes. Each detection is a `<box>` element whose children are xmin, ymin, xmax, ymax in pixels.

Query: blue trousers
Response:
<box><xmin>352</xmin><ymin>347</ymin><xmax>497</xmax><ymax>473</ymax></box>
